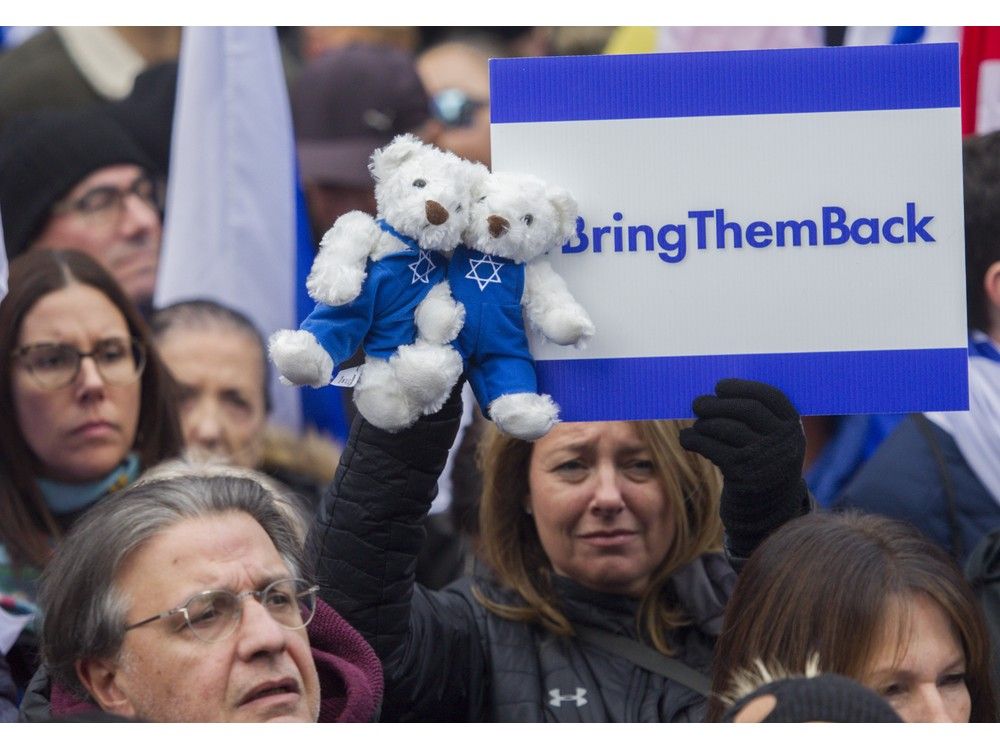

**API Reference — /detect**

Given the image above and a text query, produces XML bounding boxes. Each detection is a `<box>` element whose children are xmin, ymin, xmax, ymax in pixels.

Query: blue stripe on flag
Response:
<box><xmin>490</xmin><ymin>43</ymin><xmax>959</xmax><ymax>124</ymax></box>
<box><xmin>536</xmin><ymin>347</ymin><xmax>969</xmax><ymax>420</ymax></box>
<box><xmin>294</xmin><ymin>173</ymin><xmax>350</xmax><ymax>443</ymax></box>
<box><xmin>891</xmin><ymin>26</ymin><xmax>927</xmax><ymax>45</ymax></box>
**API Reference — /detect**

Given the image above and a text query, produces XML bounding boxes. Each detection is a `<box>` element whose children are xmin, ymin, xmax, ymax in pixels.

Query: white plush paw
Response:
<box><xmin>306</xmin><ymin>258</ymin><xmax>367</xmax><ymax>306</ymax></box>
<box><xmin>393</xmin><ymin>342</ymin><xmax>464</xmax><ymax>414</ymax></box>
<box><xmin>488</xmin><ymin>392</ymin><xmax>560</xmax><ymax>441</ymax></box>
<box><xmin>415</xmin><ymin>297</ymin><xmax>466</xmax><ymax>344</ymax></box>
<box><xmin>353</xmin><ymin>357</ymin><xmax>421</xmax><ymax>432</ymax></box>
<box><xmin>540</xmin><ymin>305</ymin><xmax>596</xmax><ymax>347</ymax></box>
<box><xmin>319</xmin><ymin>211</ymin><xmax>380</xmax><ymax>252</ymax></box>
<box><xmin>268</xmin><ymin>329</ymin><xmax>334</xmax><ymax>388</ymax></box>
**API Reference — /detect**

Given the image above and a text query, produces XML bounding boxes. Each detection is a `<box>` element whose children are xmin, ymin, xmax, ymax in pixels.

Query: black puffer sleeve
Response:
<box><xmin>312</xmin><ymin>385</ymin><xmax>489</xmax><ymax>720</ymax></box>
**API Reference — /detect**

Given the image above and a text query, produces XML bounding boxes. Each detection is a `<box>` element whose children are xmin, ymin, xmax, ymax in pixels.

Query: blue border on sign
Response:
<box><xmin>491</xmin><ymin>44</ymin><xmax>959</xmax><ymax>124</ymax></box>
<box><xmin>536</xmin><ymin>347</ymin><xmax>969</xmax><ymax>421</ymax></box>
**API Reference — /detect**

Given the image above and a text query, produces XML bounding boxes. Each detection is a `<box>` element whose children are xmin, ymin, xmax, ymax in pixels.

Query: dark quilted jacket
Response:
<box><xmin>835</xmin><ymin>415</ymin><xmax>1000</xmax><ymax>564</ymax></box>
<box><xmin>313</xmin><ymin>389</ymin><xmax>737</xmax><ymax>722</ymax></box>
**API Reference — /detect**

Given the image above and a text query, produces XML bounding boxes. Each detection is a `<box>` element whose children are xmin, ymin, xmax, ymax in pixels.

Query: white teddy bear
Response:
<box><xmin>429</xmin><ymin>170</ymin><xmax>596</xmax><ymax>441</ymax></box>
<box><xmin>269</xmin><ymin>134</ymin><xmax>477</xmax><ymax>432</ymax></box>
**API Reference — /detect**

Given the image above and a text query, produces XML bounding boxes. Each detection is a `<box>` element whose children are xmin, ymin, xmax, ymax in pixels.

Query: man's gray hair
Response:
<box><xmin>38</xmin><ymin>473</ymin><xmax>309</xmax><ymax>697</ymax></box>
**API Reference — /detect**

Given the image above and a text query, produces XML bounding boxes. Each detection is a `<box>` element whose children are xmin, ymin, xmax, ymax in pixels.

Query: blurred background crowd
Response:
<box><xmin>1</xmin><ymin>25</ymin><xmax>999</xmax><ymax>724</ymax></box>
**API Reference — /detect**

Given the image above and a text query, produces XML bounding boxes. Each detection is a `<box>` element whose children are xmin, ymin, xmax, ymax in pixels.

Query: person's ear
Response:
<box><xmin>76</xmin><ymin>657</ymin><xmax>138</xmax><ymax>718</ymax></box>
<box><xmin>984</xmin><ymin>260</ymin><xmax>1000</xmax><ymax>310</ymax></box>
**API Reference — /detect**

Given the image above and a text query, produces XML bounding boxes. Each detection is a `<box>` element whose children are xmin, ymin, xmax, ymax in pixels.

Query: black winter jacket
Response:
<box><xmin>314</xmin><ymin>391</ymin><xmax>737</xmax><ymax>721</ymax></box>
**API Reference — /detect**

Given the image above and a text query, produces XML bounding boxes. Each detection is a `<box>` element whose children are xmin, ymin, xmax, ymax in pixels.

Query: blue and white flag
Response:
<box><xmin>844</xmin><ymin>27</ymin><xmax>959</xmax><ymax>47</ymax></box>
<box><xmin>491</xmin><ymin>44</ymin><xmax>968</xmax><ymax>420</ymax></box>
<box><xmin>156</xmin><ymin>27</ymin><xmax>346</xmax><ymax>438</ymax></box>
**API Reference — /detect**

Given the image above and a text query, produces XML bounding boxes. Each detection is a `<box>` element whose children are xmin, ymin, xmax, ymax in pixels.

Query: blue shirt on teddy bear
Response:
<box><xmin>448</xmin><ymin>245</ymin><xmax>538</xmax><ymax>410</ymax></box>
<box><xmin>300</xmin><ymin>221</ymin><xmax>448</xmax><ymax>368</ymax></box>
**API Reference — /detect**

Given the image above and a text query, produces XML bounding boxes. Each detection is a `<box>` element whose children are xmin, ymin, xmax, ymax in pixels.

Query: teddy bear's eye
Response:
<box><xmin>413</xmin><ymin>179</ymin><xmax>427</xmax><ymax>188</ymax></box>
<box><xmin>522</xmin><ymin>214</ymin><xmax>534</xmax><ymax>226</ymax></box>
<box><xmin>476</xmin><ymin>196</ymin><xmax>486</xmax><ymax>203</ymax></box>
<box><xmin>455</xmin><ymin>204</ymin><xmax>463</xmax><ymax>213</ymax></box>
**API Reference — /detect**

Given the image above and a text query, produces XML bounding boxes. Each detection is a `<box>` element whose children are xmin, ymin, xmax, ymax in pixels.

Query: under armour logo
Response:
<box><xmin>409</xmin><ymin>249</ymin><xmax>437</xmax><ymax>284</ymax></box>
<box><xmin>548</xmin><ymin>687</ymin><xmax>588</xmax><ymax>708</ymax></box>
<box><xmin>465</xmin><ymin>254</ymin><xmax>504</xmax><ymax>291</ymax></box>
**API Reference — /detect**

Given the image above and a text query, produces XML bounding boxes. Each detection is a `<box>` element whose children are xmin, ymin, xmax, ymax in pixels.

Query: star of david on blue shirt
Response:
<box><xmin>465</xmin><ymin>254</ymin><xmax>504</xmax><ymax>291</ymax></box>
<box><xmin>408</xmin><ymin>249</ymin><xmax>437</xmax><ymax>284</ymax></box>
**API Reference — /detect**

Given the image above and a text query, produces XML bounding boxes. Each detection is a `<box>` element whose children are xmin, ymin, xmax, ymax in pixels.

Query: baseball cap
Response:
<box><xmin>292</xmin><ymin>43</ymin><xmax>431</xmax><ymax>188</ymax></box>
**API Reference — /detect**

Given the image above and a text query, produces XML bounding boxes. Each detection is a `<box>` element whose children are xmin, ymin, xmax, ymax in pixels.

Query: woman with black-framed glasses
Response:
<box><xmin>0</xmin><ymin>248</ymin><xmax>183</xmax><ymax>720</ymax></box>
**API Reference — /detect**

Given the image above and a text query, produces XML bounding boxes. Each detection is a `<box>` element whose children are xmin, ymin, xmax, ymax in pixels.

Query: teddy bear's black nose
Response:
<box><xmin>488</xmin><ymin>215</ymin><xmax>510</xmax><ymax>238</ymax></box>
<box><xmin>425</xmin><ymin>200</ymin><xmax>449</xmax><ymax>226</ymax></box>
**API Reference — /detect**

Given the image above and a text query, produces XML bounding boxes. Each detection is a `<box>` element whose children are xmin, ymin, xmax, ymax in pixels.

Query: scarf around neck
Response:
<box><xmin>37</xmin><ymin>452</ymin><xmax>140</xmax><ymax>515</ymax></box>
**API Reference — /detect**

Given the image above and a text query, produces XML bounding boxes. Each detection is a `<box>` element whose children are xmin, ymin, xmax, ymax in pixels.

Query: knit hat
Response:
<box><xmin>105</xmin><ymin>61</ymin><xmax>178</xmax><ymax>179</ymax></box>
<box><xmin>0</xmin><ymin>108</ymin><xmax>156</xmax><ymax>260</ymax></box>
<box><xmin>721</xmin><ymin>673</ymin><xmax>902</xmax><ymax>723</ymax></box>
<box><xmin>292</xmin><ymin>43</ymin><xmax>430</xmax><ymax>188</ymax></box>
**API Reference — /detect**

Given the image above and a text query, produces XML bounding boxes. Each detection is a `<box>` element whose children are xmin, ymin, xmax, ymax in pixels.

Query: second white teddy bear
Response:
<box><xmin>269</xmin><ymin>134</ymin><xmax>477</xmax><ymax>431</ymax></box>
<box><xmin>429</xmin><ymin>170</ymin><xmax>595</xmax><ymax>440</ymax></box>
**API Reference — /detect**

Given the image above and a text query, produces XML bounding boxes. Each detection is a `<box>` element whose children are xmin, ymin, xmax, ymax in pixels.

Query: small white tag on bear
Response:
<box><xmin>331</xmin><ymin>366</ymin><xmax>363</xmax><ymax>388</ymax></box>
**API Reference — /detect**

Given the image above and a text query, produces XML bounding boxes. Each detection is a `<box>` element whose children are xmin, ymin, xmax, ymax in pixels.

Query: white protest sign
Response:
<box><xmin>490</xmin><ymin>44</ymin><xmax>968</xmax><ymax>420</ymax></box>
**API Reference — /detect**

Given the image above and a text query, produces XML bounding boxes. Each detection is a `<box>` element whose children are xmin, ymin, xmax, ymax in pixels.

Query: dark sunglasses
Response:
<box><xmin>430</xmin><ymin>88</ymin><xmax>488</xmax><ymax>129</ymax></box>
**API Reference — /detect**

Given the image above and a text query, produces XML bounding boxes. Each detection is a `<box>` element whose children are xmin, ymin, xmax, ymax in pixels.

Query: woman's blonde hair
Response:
<box><xmin>475</xmin><ymin>419</ymin><xmax>723</xmax><ymax>655</ymax></box>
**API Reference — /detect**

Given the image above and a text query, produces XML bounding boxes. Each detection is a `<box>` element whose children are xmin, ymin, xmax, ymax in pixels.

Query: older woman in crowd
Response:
<box><xmin>151</xmin><ymin>300</ymin><xmax>272</xmax><ymax>469</ymax></box>
<box><xmin>0</xmin><ymin>248</ymin><xmax>183</xmax><ymax>718</ymax></box>
<box><xmin>316</xmin><ymin>378</ymin><xmax>811</xmax><ymax>721</ymax></box>
<box><xmin>150</xmin><ymin>299</ymin><xmax>339</xmax><ymax>504</ymax></box>
<box><xmin>708</xmin><ymin>512</ymin><xmax>998</xmax><ymax>722</ymax></box>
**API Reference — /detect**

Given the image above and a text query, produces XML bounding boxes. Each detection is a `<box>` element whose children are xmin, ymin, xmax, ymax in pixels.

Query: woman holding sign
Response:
<box><xmin>315</xmin><ymin>378</ymin><xmax>809</xmax><ymax>721</ymax></box>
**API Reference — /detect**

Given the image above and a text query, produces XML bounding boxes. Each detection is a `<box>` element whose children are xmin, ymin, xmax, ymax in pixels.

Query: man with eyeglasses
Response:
<box><xmin>0</xmin><ymin>108</ymin><xmax>163</xmax><ymax>312</ymax></box>
<box><xmin>22</xmin><ymin>472</ymin><xmax>383</xmax><ymax>722</ymax></box>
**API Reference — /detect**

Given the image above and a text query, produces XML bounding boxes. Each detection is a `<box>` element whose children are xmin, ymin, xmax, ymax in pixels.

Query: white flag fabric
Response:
<box><xmin>0</xmin><ymin>206</ymin><xmax>8</xmax><ymax>302</ymax></box>
<box><xmin>156</xmin><ymin>27</ymin><xmax>299</xmax><ymax>429</ymax></box>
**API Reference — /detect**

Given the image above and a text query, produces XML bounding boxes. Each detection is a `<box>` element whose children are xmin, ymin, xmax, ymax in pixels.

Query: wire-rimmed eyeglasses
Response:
<box><xmin>12</xmin><ymin>337</ymin><xmax>147</xmax><ymax>390</ymax></box>
<box><xmin>124</xmin><ymin>578</ymin><xmax>319</xmax><ymax>644</ymax></box>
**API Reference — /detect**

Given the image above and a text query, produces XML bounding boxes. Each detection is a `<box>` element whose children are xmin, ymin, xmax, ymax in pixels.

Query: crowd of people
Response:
<box><xmin>0</xmin><ymin>26</ymin><xmax>998</xmax><ymax>724</ymax></box>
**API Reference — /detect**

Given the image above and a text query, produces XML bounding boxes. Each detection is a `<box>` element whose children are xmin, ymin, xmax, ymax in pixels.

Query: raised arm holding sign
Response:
<box><xmin>315</xmin><ymin>375</ymin><xmax>808</xmax><ymax>721</ymax></box>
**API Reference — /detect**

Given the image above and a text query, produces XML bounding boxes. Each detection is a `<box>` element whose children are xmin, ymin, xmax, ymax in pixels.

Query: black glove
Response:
<box><xmin>678</xmin><ymin>378</ymin><xmax>808</xmax><ymax>559</ymax></box>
